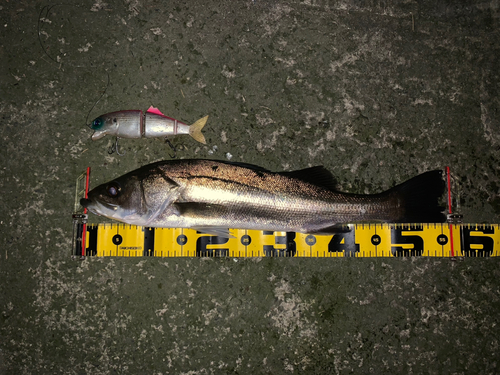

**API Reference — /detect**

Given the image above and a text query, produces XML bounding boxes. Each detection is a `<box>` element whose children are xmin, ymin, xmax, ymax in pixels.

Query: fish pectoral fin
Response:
<box><xmin>193</xmin><ymin>227</ymin><xmax>235</xmax><ymax>238</ymax></box>
<box><xmin>173</xmin><ymin>202</ymin><xmax>234</xmax><ymax>238</ymax></box>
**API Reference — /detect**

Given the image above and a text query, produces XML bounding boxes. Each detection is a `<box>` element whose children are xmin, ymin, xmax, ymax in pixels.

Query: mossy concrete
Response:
<box><xmin>1</xmin><ymin>0</ymin><xmax>499</xmax><ymax>373</ymax></box>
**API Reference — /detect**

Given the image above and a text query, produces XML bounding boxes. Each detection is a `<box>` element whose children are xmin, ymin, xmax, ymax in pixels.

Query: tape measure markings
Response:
<box><xmin>74</xmin><ymin>223</ymin><xmax>500</xmax><ymax>258</ymax></box>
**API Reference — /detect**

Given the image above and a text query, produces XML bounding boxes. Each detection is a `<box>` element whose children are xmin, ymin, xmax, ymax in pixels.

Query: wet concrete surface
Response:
<box><xmin>1</xmin><ymin>0</ymin><xmax>499</xmax><ymax>373</ymax></box>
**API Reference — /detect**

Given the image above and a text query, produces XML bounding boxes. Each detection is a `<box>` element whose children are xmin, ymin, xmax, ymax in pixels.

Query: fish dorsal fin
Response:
<box><xmin>209</xmin><ymin>161</ymin><xmax>337</xmax><ymax>190</ymax></box>
<box><xmin>280</xmin><ymin>166</ymin><xmax>338</xmax><ymax>191</ymax></box>
<box><xmin>146</xmin><ymin>106</ymin><xmax>165</xmax><ymax>116</ymax></box>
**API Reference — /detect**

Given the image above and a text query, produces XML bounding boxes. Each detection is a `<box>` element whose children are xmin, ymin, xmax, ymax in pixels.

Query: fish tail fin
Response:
<box><xmin>189</xmin><ymin>115</ymin><xmax>208</xmax><ymax>144</ymax></box>
<box><xmin>387</xmin><ymin>170</ymin><xmax>446</xmax><ymax>223</ymax></box>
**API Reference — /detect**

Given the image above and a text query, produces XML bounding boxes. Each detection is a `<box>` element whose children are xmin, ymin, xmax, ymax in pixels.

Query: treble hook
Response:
<box><xmin>165</xmin><ymin>138</ymin><xmax>177</xmax><ymax>158</ymax></box>
<box><xmin>108</xmin><ymin>137</ymin><xmax>125</xmax><ymax>156</ymax></box>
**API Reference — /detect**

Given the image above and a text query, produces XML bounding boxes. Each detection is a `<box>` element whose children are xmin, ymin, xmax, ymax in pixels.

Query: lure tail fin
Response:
<box><xmin>386</xmin><ymin>170</ymin><xmax>446</xmax><ymax>223</ymax></box>
<box><xmin>189</xmin><ymin>116</ymin><xmax>208</xmax><ymax>144</ymax></box>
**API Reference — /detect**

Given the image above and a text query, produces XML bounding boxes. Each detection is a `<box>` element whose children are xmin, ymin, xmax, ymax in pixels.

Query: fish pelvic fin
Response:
<box><xmin>189</xmin><ymin>115</ymin><xmax>208</xmax><ymax>144</ymax></box>
<box><xmin>308</xmin><ymin>224</ymin><xmax>353</xmax><ymax>235</ymax></box>
<box><xmin>194</xmin><ymin>227</ymin><xmax>235</xmax><ymax>238</ymax></box>
<box><xmin>386</xmin><ymin>169</ymin><xmax>446</xmax><ymax>223</ymax></box>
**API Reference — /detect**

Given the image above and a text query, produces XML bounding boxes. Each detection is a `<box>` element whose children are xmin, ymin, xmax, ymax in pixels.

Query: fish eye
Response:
<box><xmin>91</xmin><ymin>117</ymin><xmax>104</xmax><ymax>130</ymax></box>
<box><xmin>106</xmin><ymin>182</ymin><xmax>121</xmax><ymax>197</ymax></box>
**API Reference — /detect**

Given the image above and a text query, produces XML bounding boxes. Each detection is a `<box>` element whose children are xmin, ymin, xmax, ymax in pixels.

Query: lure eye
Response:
<box><xmin>91</xmin><ymin>117</ymin><xmax>104</xmax><ymax>130</ymax></box>
<box><xmin>106</xmin><ymin>182</ymin><xmax>121</xmax><ymax>197</ymax></box>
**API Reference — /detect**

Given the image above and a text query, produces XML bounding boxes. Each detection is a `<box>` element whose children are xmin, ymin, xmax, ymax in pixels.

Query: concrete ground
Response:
<box><xmin>1</xmin><ymin>0</ymin><xmax>499</xmax><ymax>373</ymax></box>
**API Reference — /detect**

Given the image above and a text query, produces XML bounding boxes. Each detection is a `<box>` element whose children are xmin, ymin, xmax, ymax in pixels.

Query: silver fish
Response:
<box><xmin>80</xmin><ymin>159</ymin><xmax>446</xmax><ymax>236</ymax></box>
<box><xmin>90</xmin><ymin>106</ymin><xmax>208</xmax><ymax>144</ymax></box>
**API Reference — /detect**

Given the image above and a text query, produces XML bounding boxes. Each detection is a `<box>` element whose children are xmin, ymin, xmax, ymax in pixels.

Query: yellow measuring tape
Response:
<box><xmin>72</xmin><ymin>223</ymin><xmax>500</xmax><ymax>258</ymax></box>
<box><xmin>73</xmin><ymin>168</ymin><xmax>498</xmax><ymax>258</ymax></box>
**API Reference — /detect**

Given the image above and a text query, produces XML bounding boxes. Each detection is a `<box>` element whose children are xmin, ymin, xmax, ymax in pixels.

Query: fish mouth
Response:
<box><xmin>80</xmin><ymin>198</ymin><xmax>118</xmax><ymax>213</ymax></box>
<box><xmin>80</xmin><ymin>198</ymin><xmax>100</xmax><ymax>216</ymax></box>
<box><xmin>79</xmin><ymin>197</ymin><xmax>140</xmax><ymax>223</ymax></box>
<box><xmin>80</xmin><ymin>198</ymin><xmax>92</xmax><ymax>208</ymax></box>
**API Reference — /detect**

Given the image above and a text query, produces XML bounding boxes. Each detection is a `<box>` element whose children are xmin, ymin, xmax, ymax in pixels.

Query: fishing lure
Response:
<box><xmin>89</xmin><ymin>106</ymin><xmax>208</xmax><ymax>154</ymax></box>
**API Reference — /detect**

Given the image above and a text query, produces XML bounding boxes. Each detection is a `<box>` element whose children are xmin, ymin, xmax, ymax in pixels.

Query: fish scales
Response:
<box><xmin>156</xmin><ymin>161</ymin><xmax>395</xmax><ymax>224</ymax></box>
<box><xmin>81</xmin><ymin>159</ymin><xmax>446</xmax><ymax>236</ymax></box>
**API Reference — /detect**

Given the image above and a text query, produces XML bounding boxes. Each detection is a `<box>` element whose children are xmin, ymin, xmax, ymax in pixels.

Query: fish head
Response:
<box><xmin>80</xmin><ymin>173</ymin><xmax>146</xmax><ymax>223</ymax></box>
<box><xmin>90</xmin><ymin>115</ymin><xmax>118</xmax><ymax>140</ymax></box>
<box><xmin>80</xmin><ymin>164</ymin><xmax>181</xmax><ymax>226</ymax></box>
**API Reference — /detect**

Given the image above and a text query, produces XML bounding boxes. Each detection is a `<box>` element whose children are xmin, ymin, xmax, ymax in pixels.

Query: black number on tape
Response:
<box><xmin>143</xmin><ymin>227</ymin><xmax>155</xmax><ymax>256</ymax></box>
<box><xmin>461</xmin><ymin>226</ymin><xmax>494</xmax><ymax>257</ymax></box>
<box><xmin>391</xmin><ymin>226</ymin><xmax>424</xmax><ymax>257</ymax></box>
<box><xmin>196</xmin><ymin>235</ymin><xmax>229</xmax><ymax>257</ymax></box>
<box><xmin>262</xmin><ymin>231</ymin><xmax>296</xmax><ymax>257</ymax></box>
<box><xmin>328</xmin><ymin>230</ymin><xmax>359</xmax><ymax>257</ymax></box>
<box><xmin>86</xmin><ymin>225</ymin><xmax>98</xmax><ymax>256</ymax></box>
